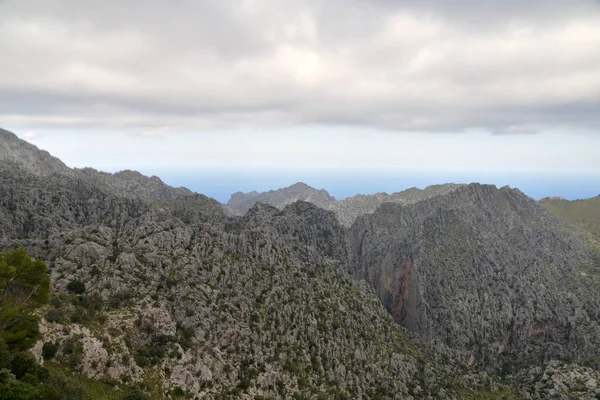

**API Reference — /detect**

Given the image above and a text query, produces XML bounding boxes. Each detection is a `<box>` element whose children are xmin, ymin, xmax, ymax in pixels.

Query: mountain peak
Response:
<box><xmin>0</xmin><ymin>127</ymin><xmax>193</xmax><ymax>201</ymax></box>
<box><xmin>226</xmin><ymin>182</ymin><xmax>336</xmax><ymax>213</ymax></box>
<box><xmin>288</xmin><ymin>182</ymin><xmax>312</xmax><ymax>190</ymax></box>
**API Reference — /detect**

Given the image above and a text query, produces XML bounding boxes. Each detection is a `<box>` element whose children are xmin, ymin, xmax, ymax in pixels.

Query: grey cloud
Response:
<box><xmin>1</xmin><ymin>0</ymin><xmax>599</xmax><ymax>133</ymax></box>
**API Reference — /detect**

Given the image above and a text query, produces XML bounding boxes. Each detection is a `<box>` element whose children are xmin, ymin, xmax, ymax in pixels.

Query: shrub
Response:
<box><xmin>10</xmin><ymin>352</ymin><xmax>46</xmax><ymax>381</ymax></box>
<box><xmin>61</xmin><ymin>335</ymin><xmax>84</xmax><ymax>368</ymax></box>
<box><xmin>66</xmin><ymin>280</ymin><xmax>85</xmax><ymax>295</ymax></box>
<box><xmin>44</xmin><ymin>309</ymin><xmax>65</xmax><ymax>324</ymax></box>
<box><xmin>42</xmin><ymin>342</ymin><xmax>58</xmax><ymax>360</ymax></box>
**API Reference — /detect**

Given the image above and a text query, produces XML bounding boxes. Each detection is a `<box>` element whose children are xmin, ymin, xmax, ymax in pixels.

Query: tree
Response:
<box><xmin>0</xmin><ymin>248</ymin><xmax>50</xmax><ymax>350</ymax></box>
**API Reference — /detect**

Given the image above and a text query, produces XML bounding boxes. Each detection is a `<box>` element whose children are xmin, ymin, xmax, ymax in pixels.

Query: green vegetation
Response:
<box><xmin>67</xmin><ymin>279</ymin><xmax>86</xmax><ymax>295</ymax></box>
<box><xmin>42</xmin><ymin>342</ymin><xmax>58</xmax><ymax>360</ymax></box>
<box><xmin>540</xmin><ymin>196</ymin><xmax>600</xmax><ymax>237</ymax></box>
<box><xmin>0</xmin><ymin>248</ymin><xmax>59</xmax><ymax>399</ymax></box>
<box><xmin>0</xmin><ymin>248</ymin><xmax>154</xmax><ymax>400</ymax></box>
<box><xmin>0</xmin><ymin>248</ymin><xmax>50</xmax><ymax>351</ymax></box>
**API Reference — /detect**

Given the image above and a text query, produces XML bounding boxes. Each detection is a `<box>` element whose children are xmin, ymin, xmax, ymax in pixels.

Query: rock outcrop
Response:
<box><xmin>6</xmin><ymin>193</ymin><xmax>472</xmax><ymax>398</ymax></box>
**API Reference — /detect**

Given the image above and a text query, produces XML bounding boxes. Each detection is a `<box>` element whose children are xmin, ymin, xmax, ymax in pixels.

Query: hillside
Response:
<box><xmin>349</xmin><ymin>184</ymin><xmax>600</xmax><ymax>372</ymax></box>
<box><xmin>0</xmin><ymin>157</ymin><xmax>489</xmax><ymax>399</ymax></box>
<box><xmin>2</xmin><ymin>128</ymin><xmax>600</xmax><ymax>399</ymax></box>
<box><xmin>0</xmin><ymin>128</ymin><xmax>193</xmax><ymax>201</ymax></box>
<box><xmin>540</xmin><ymin>196</ymin><xmax>600</xmax><ymax>237</ymax></box>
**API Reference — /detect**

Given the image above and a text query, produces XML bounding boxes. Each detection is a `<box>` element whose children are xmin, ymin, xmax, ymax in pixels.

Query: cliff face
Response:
<box><xmin>349</xmin><ymin>183</ymin><xmax>600</xmax><ymax>370</ymax></box>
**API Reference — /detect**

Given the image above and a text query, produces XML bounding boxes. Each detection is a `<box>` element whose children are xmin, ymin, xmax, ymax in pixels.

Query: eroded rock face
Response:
<box><xmin>349</xmin><ymin>183</ymin><xmax>600</xmax><ymax>370</ymax></box>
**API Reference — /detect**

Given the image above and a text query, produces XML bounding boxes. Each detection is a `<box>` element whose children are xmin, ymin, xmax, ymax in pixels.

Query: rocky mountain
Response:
<box><xmin>2</xmin><ymin>128</ymin><xmax>600</xmax><ymax>399</ymax></box>
<box><xmin>540</xmin><ymin>195</ymin><xmax>600</xmax><ymax>237</ymax></box>
<box><xmin>0</xmin><ymin>127</ymin><xmax>72</xmax><ymax>176</ymax></box>
<box><xmin>227</xmin><ymin>182</ymin><xmax>464</xmax><ymax>226</ymax></box>
<box><xmin>227</xmin><ymin>183</ymin><xmax>337</xmax><ymax>214</ymax></box>
<box><xmin>330</xmin><ymin>184</ymin><xmax>464</xmax><ymax>227</ymax></box>
<box><xmin>0</xmin><ymin>160</ymin><xmax>494</xmax><ymax>399</ymax></box>
<box><xmin>349</xmin><ymin>184</ymin><xmax>600</xmax><ymax>371</ymax></box>
<box><xmin>0</xmin><ymin>128</ymin><xmax>193</xmax><ymax>201</ymax></box>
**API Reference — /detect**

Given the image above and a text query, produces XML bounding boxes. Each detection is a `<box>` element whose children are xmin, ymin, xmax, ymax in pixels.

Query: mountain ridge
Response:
<box><xmin>227</xmin><ymin>181</ymin><xmax>466</xmax><ymax>226</ymax></box>
<box><xmin>2</xmin><ymin>127</ymin><xmax>600</xmax><ymax>398</ymax></box>
<box><xmin>0</xmin><ymin>127</ymin><xmax>194</xmax><ymax>201</ymax></box>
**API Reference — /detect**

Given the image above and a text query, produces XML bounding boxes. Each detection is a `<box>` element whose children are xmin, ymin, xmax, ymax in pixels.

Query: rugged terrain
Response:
<box><xmin>0</xmin><ymin>128</ymin><xmax>192</xmax><ymax>201</ymax></box>
<box><xmin>1</xmin><ymin>127</ymin><xmax>600</xmax><ymax>399</ymax></box>
<box><xmin>0</xmin><ymin>141</ymin><xmax>482</xmax><ymax>399</ymax></box>
<box><xmin>227</xmin><ymin>183</ymin><xmax>337</xmax><ymax>215</ymax></box>
<box><xmin>349</xmin><ymin>184</ymin><xmax>600</xmax><ymax>371</ymax></box>
<box><xmin>227</xmin><ymin>182</ymin><xmax>463</xmax><ymax>226</ymax></box>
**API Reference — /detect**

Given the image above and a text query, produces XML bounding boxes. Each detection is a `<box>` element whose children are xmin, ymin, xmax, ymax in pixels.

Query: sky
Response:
<box><xmin>1</xmin><ymin>0</ymin><xmax>599</xmax><ymax>201</ymax></box>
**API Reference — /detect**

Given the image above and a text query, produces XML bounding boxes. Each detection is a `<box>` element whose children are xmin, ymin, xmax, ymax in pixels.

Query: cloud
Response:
<box><xmin>1</xmin><ymin>0</ymin><xmax>599</xmax><ymax>133</ymax></box>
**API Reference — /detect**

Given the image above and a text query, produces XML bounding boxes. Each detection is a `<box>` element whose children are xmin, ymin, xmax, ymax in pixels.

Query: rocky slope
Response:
<box><xmin>331</xmin><ymin>184</ymin><xmax>464</xmax><ymax>227</ymax></box>
<box><xmin>2</xmin><ymin>128</ymin><xmax>600</xmax><ymax>399</ymax></box>
<box><xmin>0</xmin><ymin>129</ymin><xmax>490</xmax><ymax>398</ymax></box>
<box><xmin>0</xmin><ymin>128</ymin><xmax>192</xmax><ymax>201</ymax></box>
<box><xmin>541</xmin><ymin>195</ymin><xmax>600</xmax><ymax>238</ymax></box>
<box><xmin>349</xmin><ymin>183</ymin><xmax>600</xmax><ymax>372</ymax></box>
<box><xmin>1</xmin><ymin>176</ymin><xmax>483</xmax><ymax>399</ymax></box>
<box><xmin>227</xmin><ymin>182</ymin><xmax>464</xmax><ymax>226</ymax></box>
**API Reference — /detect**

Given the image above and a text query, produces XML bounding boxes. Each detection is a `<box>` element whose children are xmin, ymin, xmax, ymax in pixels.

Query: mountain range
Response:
<box><xmin>227</xmin><ymin>182</ymin><xmax>464</xmax><ymax>227</ymax></box>
<box><xmin>1</xmin><ymin>127</ymin><xmax>600</xmax><ymax>399</ymax></box>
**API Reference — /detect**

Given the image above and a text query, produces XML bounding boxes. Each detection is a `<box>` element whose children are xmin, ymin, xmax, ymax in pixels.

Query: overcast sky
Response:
<box><xmin>1</xmin><ymin>0</ymin><xmax>600</xmax><ymax>181</ymax></box>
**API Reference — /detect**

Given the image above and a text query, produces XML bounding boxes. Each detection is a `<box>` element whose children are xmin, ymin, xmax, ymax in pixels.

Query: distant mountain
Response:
<box><xmin>540</xmin><ymin>195</ymin><xmax>600</xmax><ymax>237</ymax></box>
<box><xmin>0</xmin><ymin>127</ymin><xmax>193</xmax><ymax>201</ymax></box>
<box><xmin>227</xmin><ymin>182</ymin><xmax>464</xmax><ymax>226</ymax></box>
<box><xmin>227</xmin><ymin>182</ymin><xmax>337</xmax><ymax>213</ymax></box>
